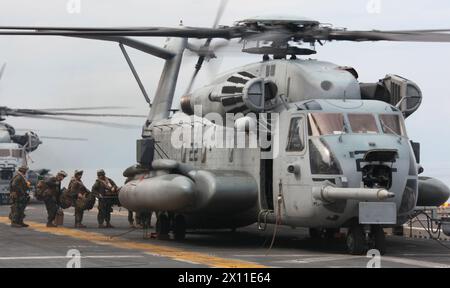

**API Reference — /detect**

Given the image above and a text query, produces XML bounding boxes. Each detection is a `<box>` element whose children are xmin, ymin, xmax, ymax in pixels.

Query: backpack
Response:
<box><xmin>83</xmin><ymin>192</ymin><xmax>96</xmax><ymax>210</ymax></box>
<box><xmin>75</xmin><ymin>192</ymin><xmax>96</xmax><ymax>211</ymax></box>
<box><xmin>59</xmin><ymin>188</ymin><xmax>73</xmax><ymax>209</ymax></box>
<box><xmin>34</xmin><ymin>180</ymin><xmax>47</xmax><ymax>201</ymax></box>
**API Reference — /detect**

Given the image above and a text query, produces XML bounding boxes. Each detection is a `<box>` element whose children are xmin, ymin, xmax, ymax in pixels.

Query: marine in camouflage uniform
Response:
<box><xmin>138</xmin><ymin>211</ymin><xmax>153</xmax><ymax>229</ymax></box>
<box><xmin>92</xmin><ymin>169</ymin><xmax>118</xmax><ymax>228</ymax></box>
<box><xmin>123</xmin><ymin>176</ymin><xmax>152</xmax><ymax>229</ymax></box>
<box><xmin>42</xmin><ymin>171</ymin><xmax>67</xmax><ymax>227</ymax></box>
<box><xmin>128</xmin><ymin>210</ymin><xmax>135</xmax><ymax>228</ymax></box>
<box><xmin>9</xmin><ymin>166</ymin><xmax>30</xmax><ymax>228</ymax></box>
<box><xmin>68</xmin><ymin>170</ymin><xmax>90</xmax><ymax>228</ymax></box>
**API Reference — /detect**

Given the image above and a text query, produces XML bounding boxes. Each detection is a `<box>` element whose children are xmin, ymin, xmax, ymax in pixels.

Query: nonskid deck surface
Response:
<box><xmin>0</xmin><ymin>204</ymin><xmax>449</xmax><ymax>268</ymax></box>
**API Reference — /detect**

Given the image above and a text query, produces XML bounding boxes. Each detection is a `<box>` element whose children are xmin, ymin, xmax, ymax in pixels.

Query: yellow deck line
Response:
<box><xmin>0</xmin><ymin>217</ymin><xmax>266</xmax><ymax>268</ymax></box>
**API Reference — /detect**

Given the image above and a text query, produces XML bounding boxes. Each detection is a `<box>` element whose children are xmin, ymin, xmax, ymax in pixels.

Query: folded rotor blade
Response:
<box><xmin>9</xmin><ymin>112</ymin><xmax>142</xmax><ymax>129</ymax></box>
<box><xmin>39</xmin><ymin>106</ymin><xmax>132</xmax><ymax>111</ymax></box>
<box><xmin>40</xmin><ymin>136</ymin><xmax>88</xmax><ymax>141</ymax></box>
<box><xmin>12</xmin><ymin>108</ymin><xmax>146</xmax><ymax>118</ymax></box>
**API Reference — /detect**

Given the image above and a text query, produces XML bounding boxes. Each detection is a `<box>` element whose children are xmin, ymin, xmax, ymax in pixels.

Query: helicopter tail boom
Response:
<box><xmin>145</xmin><ymin>37</ymin><xmax>187</xmax><ymax>127</ymax></box>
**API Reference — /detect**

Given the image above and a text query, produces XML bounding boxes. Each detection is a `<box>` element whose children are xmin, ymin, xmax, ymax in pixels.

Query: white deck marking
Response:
<box><xmin>276</xmin><ymin>255</ymin><xmax>361</xmax><ymax>264</ymax></box>
<box><xmin>381</xmin><ymin>256</ymin><xmax>450</xmax><ymax>268</ymax></box>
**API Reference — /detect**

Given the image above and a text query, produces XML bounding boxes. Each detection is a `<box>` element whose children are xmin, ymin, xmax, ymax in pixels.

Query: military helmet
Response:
<box><xmin>57</xmin><ymin>170</ymin><xmax>68</xmax><ymax>177</ymax></box>
<box><xmin>18</xmin><ymin>165</ymin><xmax>28</xmax><ymax>172</ymax></box>
<box><xmin>74</xmin><ymin>169</ymin><xmax>83</xmax><ymax>176</ymax></box>
<box><xmin>18</xmin><ymin>165</ymin><xmax>28</xmax><ymax>173</ymax></box>
<box><xmin>97</xmin><ymin>169</ymin><xmax>105</xmax><ymax>176</ymax></box>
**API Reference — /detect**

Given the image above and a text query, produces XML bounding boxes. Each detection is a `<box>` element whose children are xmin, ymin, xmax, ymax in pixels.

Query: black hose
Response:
<box><xmin>411</xmin><ymin>211</ymin><xmax>450</xmax><ymax>250</ymax></box>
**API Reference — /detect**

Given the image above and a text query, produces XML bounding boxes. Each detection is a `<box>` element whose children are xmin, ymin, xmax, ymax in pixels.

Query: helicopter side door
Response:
<box><xmin>274</xmin><ymin>112</ymin><xmax>315</xmax><ymax>221</ymax></box>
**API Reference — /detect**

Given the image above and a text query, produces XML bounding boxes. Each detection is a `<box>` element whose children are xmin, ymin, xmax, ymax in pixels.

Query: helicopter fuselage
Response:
<box><xmin>119</xmin><ymin>57</ymin><xmax>442</xmax><ymax>230</ymax></box>
<box><xmin>124</xmin><ymin>99</ymin><xmax>414</xmax><ymax>229</ymax></box>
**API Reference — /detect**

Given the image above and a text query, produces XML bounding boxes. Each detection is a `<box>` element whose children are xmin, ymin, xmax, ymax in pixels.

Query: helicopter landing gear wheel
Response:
<box><xmin>369</xmin><ymin>225</ymin><xmax>386</xmax><ymax>255</ymax></box>
<box><xmin>173</xmin><ymin>214</ymin><xmax>186</xmax><ymax>241</ymax></box>
<box><xmin>156</xmin><ymin>213</ymin><xmax>170</xmax><ymax>240</ymax></box>
<box><xmin>346</xmin><ymin>224</ymin><xmax>368</xmax><ymax>255</ymax></box>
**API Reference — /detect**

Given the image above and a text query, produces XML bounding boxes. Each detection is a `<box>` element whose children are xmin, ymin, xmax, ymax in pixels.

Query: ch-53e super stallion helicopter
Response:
<box><xmin>2</xmin><ymin>4</ymin><xmax>450</xmax><ymax>254</ymax></box>
<box><xmin>0</xmin><ymin>105</ymin><xmax>144</xmax><ymax>205</ymax></box>
<box><xmin>0</xmin><ymin>63</ymin><xmax>145</xmax><ymax>204</ymax></box>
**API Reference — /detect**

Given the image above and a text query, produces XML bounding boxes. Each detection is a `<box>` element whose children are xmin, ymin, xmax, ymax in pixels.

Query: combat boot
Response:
<box><xmin>20</xmin><ymin>223</ymin><xmax>29</xmax><ymax>228</ymax></box>
<box><xmin>106</xmin><ymin>222</ymin><xmax>115</xmax><ymax>228</ymax></box>
<box><xmin>98</xmin><ymin>223</ymin><xmax>106</xmax><ymax>228</ymax></box>
<box><xmin>11</xmin><ymin>223</ymin><xmax>23</xmax><ymax>228</ymax></box>
<box><xmin>77</xmin><ymin>223</ymin><xmax>87</xmax><ymax>229</ymax></box>
<box><xmin>46</xmin><ymin>222</ymin><xmax>57</xmax><ymax>228</ymax></box>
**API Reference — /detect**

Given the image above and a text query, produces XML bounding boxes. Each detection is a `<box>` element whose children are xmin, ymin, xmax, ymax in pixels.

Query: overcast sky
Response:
<box><xmin>0</xmin><ymin>0</ymin><xmax>450</xmax><ymax>188</ymax></box>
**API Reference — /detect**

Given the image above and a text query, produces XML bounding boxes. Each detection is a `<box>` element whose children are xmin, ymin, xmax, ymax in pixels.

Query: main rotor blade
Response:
<box><xmin>213</xmin><ymin>0</ymin><xmax>229</xmax><ymax>29</ymax></box>
<box><xmin>40</xmin><ymin>106</ymin><xmax>132</xmax><ymax>111</ymax></box>
<box><xmin>2</xmin><ymin>22</ymin><xmax>450</xmax><ymax>47</ymax></box>
<box><xmin>0</xmin><ymin>26</ymin><xmax>243</xmax><ymax>39</ymax></box>
<box><xmin>185</xmin><ymin>0</ymin><xmax>229</xmax><ymax>95</ymax></box>
<box><xmin>327</xmin><ymin>29</ymin><xmax>450</xmax><ymax>42</ymax></box>
<box><xmin>12</xmin><ymin>108</ymin><xmax>146</xmax><ymax>118</ymax></box>
<box><xmin>9</xmin><ymin>112</ymin><xmax>142</xmax><ymax>129</ymax></box>
<box><xmin>40</xmin><ymin>136</ymin><xmax>88</xmax><ymax>141</ymax></box>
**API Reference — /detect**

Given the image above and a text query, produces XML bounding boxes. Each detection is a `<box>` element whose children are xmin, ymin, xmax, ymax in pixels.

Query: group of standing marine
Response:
<box><xmin>9</xmin><ymin>166</ymin><xmax>152</xmax><ymax>229</ymax></box>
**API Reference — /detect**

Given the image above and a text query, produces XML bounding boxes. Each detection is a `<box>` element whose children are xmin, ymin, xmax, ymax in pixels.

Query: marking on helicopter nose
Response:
<box><xmin>0</xmin><ymin>217</ymin><xmax>267</xmax><ymax>268</ymax></box>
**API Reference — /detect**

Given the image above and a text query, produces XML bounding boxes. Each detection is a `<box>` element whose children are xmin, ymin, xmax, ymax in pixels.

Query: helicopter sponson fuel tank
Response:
<box><xmin>119</xmin><ymin>159</ymin><xmax>259</xmax><ymax>214</ymax></box>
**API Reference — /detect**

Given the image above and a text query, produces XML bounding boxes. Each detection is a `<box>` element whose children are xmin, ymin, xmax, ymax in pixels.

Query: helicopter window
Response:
<box><xmin>11</xmin><ymin>149</ymin><xmax>23</xmax><ymax>158</ymax></box>
<box><xmin>286</xmin><ymin>117</ymin><xmax>305</xmax><ymax>152</ymax></box>
<box><xmin>0</xmin><ymin>169</ymin><xmax>13</xmax><ymax>180</ymax></box>
<box><xmin>308</xmin><ymin>113</ymin><xmax>345</xmax><ymax>136</ymax></box>
<box><xmin>348</xmin><ymin>114</ymin><xmax>379</xmax><ymax>134</ymax></box>
<box><xmin>380</xmin><ymin>114</ymin><xmax>407</xmax><ymax>137</ymax></box>
<box><xmin>0</xmin><ymin>149</ymin><xmax>10</xmax><ymax>157</ymax></box>
<box><xmin>309</xmin><ymin>138</ymin><xmax>343</xmax><ymax>175</ymax></box>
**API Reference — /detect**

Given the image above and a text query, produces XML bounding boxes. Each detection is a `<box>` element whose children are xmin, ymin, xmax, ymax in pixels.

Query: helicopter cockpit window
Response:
<box><xmin>0</xmin><ymin>149</ymin><xmax>10</xmax><ymax>157</ymax></box>
<box><xmin>309</xmin><ymin>138</ymin><xmax>343</xmax><ymax>175</ymax></box>
<box><xmin>308</xmin><ymin>113</ymin><xmax>345</xmax><ymax>136</ymax></box>
<box><xmin>286</xmin><ymin>117</ymin><xmax>305</xmax><ymax>152</ymax></box>
<box><xmin>380</xmin><ymin>114</ymin><xmax>407</xmax><ymax>137</ymax></box>
<box><xmin>348</xmin><ymin>113</ymin><xmax>379</xmax><ymax>134</ymax></box>
<box><xmin>11</xmin><ymin>149</ymin><xmax>23</xmax><ymax>158</ymax></box>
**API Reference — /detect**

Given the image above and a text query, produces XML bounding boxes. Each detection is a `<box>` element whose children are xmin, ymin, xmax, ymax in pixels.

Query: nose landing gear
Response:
<box><xmin>346</xmin><ymin>224</ymin><xmax>386</xmax><ymax>255</ymax></box>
